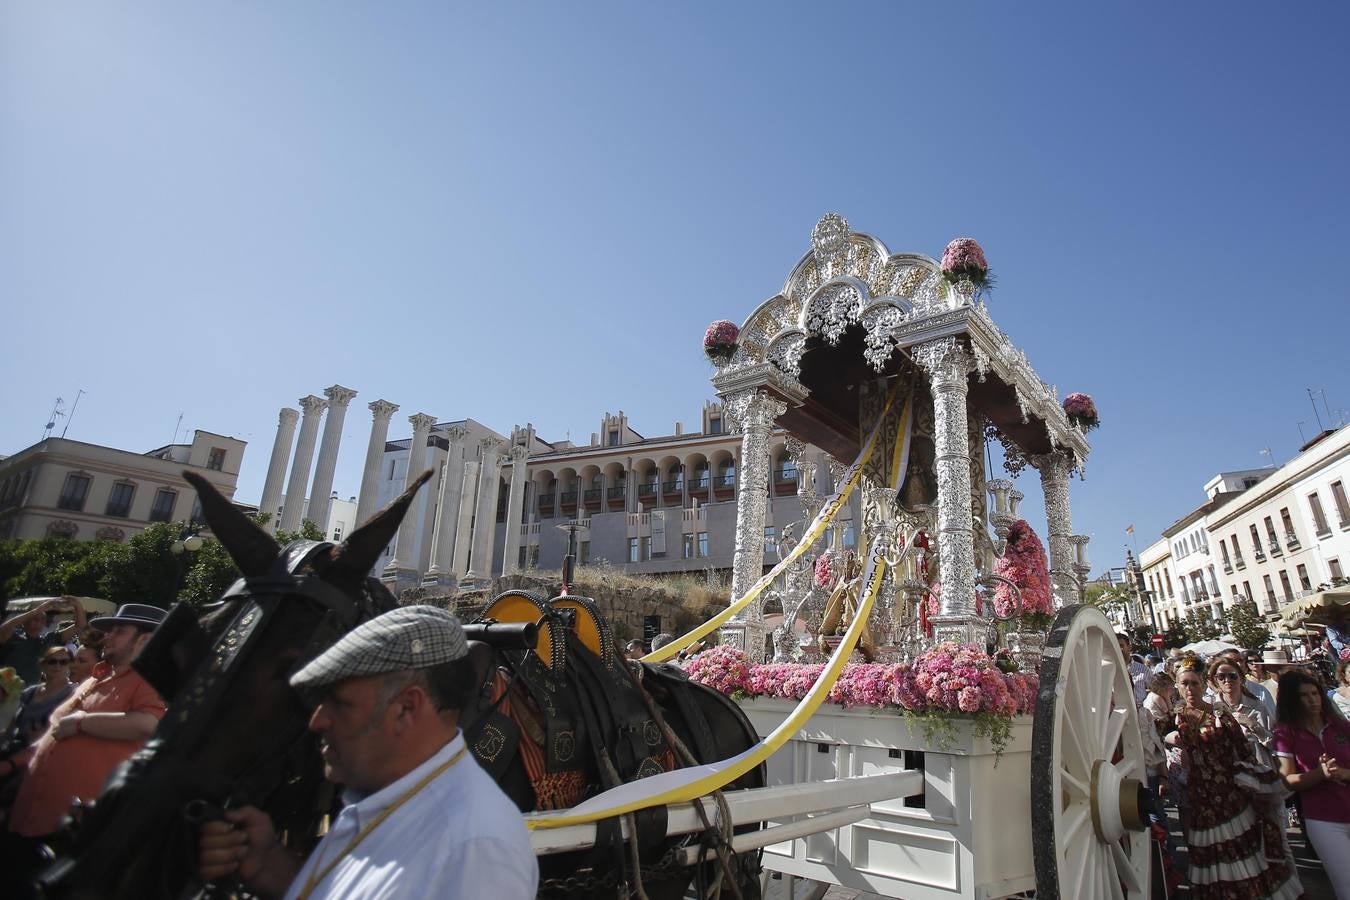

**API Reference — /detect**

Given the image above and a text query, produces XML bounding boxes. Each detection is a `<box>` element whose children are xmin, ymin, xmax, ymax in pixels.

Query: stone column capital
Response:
<box><xmin>510</xmin><ymin>445</ymin><xmax>529</xmax><ymax>463</ymax></box>
<box><xmin>299</xmin><ymin>395</ymin><xmax>327</xmax><ymax>416</ymax></box>
<box><xmin>724</xmin><ymin>388</ymin><xmax>786</xmax><ymax>435</ymax></box>
<box><xmin>478</xmin><ymin>437</ymin><xmax>502</xmax><ymax>456</ymax></box>
<box><xmin>323</xmin><ymin>384</ymin><xmax>358</xmax><ymax>408</ymax></box>
<box><xmin>443</xmin><ymin>423</ymin><xmax>470</xmax><ymax>444</ymax></box>
<box><xmin>408</xmin><ymin>413</ymin><xmax>437</xmax><ymax>433</ymax></box>
<box><xmin>1029</xmin><ymin>449</ymin><xmax>1073</xmax><ymax>472</ymax></box>
<box><xmin>911</xmin><ymin>337</ymin><xmax>975</xmax><ymax>382</ymax></box>
<box><xmin>369</xmin><ymin>399</ymin><xmax>400</xmax><ymax>421</ymax></box>
<box><xmin>278</xmin><ymin>407</ymin><xmax>299</xmax><ymax>427</ymax></box>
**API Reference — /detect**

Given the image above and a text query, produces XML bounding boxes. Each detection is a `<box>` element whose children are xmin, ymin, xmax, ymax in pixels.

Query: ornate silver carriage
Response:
<box><xmin>529</xmin><ymin>214</ymin><xmax>1152</xmax><ymax>900</ymax></box>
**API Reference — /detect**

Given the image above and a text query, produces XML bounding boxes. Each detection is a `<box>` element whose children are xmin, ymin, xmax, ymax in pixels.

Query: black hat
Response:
<box><xmin>89</xmin><ymin>603</ymin><xmax>167</xmax><ymax>631</ymax></box>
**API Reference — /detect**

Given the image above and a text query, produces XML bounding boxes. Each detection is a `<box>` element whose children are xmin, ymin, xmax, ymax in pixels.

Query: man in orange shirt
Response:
<box><xmin>4</xmin><ymin>603</ymin><xmax>167</xmax><ymax>838</ymax></box>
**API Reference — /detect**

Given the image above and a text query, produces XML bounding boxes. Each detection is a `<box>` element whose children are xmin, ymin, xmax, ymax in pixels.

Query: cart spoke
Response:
<box><xmin>1096</xmin><ymin>655</ymin><xmax>1116</xmax><ymax>752</ymax></box>
<box><xmin>1061</xmin><ymin>768</ymin><xmax>1089</xmax><ymax>801</ymax></box>
<box><xmin>1111</xmin><ymin>840</ymin><xmax>1143</xmax><ymax>892</ymax></box>
<box><xmin>1103</xmin><ymin>707</ymin><xmax>1127</xmax><ymax>759</ymax></box>
<box><xmin>1061</xmin><ymin>701</ymin><xmax>1093</xmax><ymax>779</ymax></box>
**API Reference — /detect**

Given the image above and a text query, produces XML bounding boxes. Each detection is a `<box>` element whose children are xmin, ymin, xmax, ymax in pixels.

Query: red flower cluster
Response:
<box><xmin>1062</xmin><ymin>392</ymin><xmax>1100</xmax><ymax>430</ymax></box>
<box><xmin>813</xmin><ymin>554</ymin><xmax>833</xmax><ymax>589</ymax></box>
<box><xmin>994</xmin><ymin>520</ymin><xmax>1053</xmax><ymax>619</ymax></box>
<box><xmin>703</xmin><ymin>320</ymin><xmax>740</xmax><ymax>361</ymax></box>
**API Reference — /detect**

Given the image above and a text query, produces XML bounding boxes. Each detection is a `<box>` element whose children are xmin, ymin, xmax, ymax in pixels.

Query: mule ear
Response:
<box><xmin>181</xmin><ymin>470</ymin><xmax>279</xmax><ymax>576</ymax></box>
<box><xmin>326</xmin><ymin>469</ymin><xmax>435</xmax><ymax>585</ymax></box>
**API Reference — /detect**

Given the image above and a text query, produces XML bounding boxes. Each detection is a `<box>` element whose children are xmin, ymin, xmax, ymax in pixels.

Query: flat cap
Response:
<box><xmin>290</xmin><ymin>605</ymin><xmax>468</xmax><ymax>691</ymax></box>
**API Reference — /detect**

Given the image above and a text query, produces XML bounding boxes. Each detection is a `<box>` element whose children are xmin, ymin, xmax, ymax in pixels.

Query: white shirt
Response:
<box><xmin>285</xmin><ymin>733</ymin><xmax>537</xmax><ymax>900</ymax></box>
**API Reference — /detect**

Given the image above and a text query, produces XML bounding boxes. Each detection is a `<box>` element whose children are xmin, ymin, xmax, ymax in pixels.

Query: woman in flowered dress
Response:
<box><xmin>1170</xmin><ymin>659</ymin><xmax>1301</xmax><ymax>899</ymax></box>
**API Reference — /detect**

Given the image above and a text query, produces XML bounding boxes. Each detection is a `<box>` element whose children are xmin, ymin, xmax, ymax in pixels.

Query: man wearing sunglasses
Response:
<box><xmin>6</xmin><ymin>603</ymin><xmax>166</xmax><ymax>839</ymax></box>
<box><xmin>0</xmin><ymin>596</ymin><xmax>88</xmax><ymax>686</ymax></box>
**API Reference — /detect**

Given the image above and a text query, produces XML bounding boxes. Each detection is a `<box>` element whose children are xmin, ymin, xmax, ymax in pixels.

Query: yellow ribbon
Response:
<box><xmin>526</xmin><ymin>391</ymin><xmax>911</xmax><ymax>830</ymax></box>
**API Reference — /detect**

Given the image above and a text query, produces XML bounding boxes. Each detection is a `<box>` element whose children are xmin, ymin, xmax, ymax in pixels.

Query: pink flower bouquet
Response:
<box><xmin>703</xmin><ymin>320</ymin><xmax>740</xmax><ymax>362</ymax></box>
<box><xmin>1062</xmin><ymin>392</ymin><xmax>1099</xmax><ymax>430</ymax></box>
<box><xmin>940</xmin><ymin>238</ymin><xmax>993</xmax><ymax>291</ymax></box>
<box><xmin>994</xmin><ymin>519</ymin><xmax>1053</xmax><ymax>629</ymax></box>
<box><xmin>813</xmin><ymin>554</ymin><xmax>833</xmax><ymax>589</ymax></box>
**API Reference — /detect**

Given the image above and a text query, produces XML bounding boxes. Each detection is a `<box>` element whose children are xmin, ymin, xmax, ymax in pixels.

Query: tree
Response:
<box><xmin>1163</xmin><ymin>620</ymin><xmax>1189</xmax><ymax>649</ymax></box>
<box><xmin>1228</xmin><ymin>597</ymin><xmax>1272</xmax><ymax>650</ymax></box>
<box><xmin>1184</xmin><ymin>608</ymin><xmax>1223</xmax><ymax>643</ymax></box>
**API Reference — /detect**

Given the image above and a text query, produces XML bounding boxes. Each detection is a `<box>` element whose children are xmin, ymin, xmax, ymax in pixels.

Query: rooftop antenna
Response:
<box><xmin>42</xmin><ymin>397</ymin><xmax>65</xmax><ymax>441</ymax></box>
<box><xmin>1307</xmin><ymin>388</ymin><xmax>1326</xmax><ymax>431</ymax></box>
<box><xmin>171</xmin><ymin>412</ymin><xmax>184</xmax><ymax>445</ymax></box>
<box><xmin>1258</xmin><ymin>447</ymin><xmax>1275</xmax><ymax>468</ymax></box>
<box><xmin>1297</xmin><ymin>421</ymin><xmax>1308</xmax><ymax>444</ymax></box>
<box><xmin>60</xmin><ymin>389</ymin><xmax>85</xmax><ymax>439</ymax></box>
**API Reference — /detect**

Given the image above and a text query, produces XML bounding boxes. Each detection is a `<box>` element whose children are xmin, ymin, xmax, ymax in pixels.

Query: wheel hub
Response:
<box><xmin>1089</xmin><ymin>758</ymin><xmax>1145</xmax><ymax>842</ymax></box>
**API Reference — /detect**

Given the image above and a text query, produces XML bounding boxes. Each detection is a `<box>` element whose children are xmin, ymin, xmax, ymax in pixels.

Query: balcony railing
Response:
<box><xmin>1268</xmin><ymin>539</ymin><xmax>1282</xmax><ymax>556</ymax></box>
<box><xmin>1234</xmin><ymin>557</ymin><xmax>1246</xmax><ymax>570</ymax></box>
<box><xmin>1286</xmin><ymin>532</ymin><xmax>1302</xmax><ymax>549</ymax></box>
<box><xmin>583</xmin><ymin>489</ymin><xmax>602</xmax><ymax>503</ymax></box>
<box><xmin>773</xmin><ymin>469</ymin><xmax>798</xmax><ymax>483</ymax></box>
<box><xmin>537</xmin><ymin>494</ymin><xmax>556</xmax><ymax>507</ymax></box>
<box><xmin>607</xmin><ymin>486</ymin><xmax>626</xmax><ymax>499</ymax></box>
<box><xmin>1222</xmin><ymin>563</ymin><xmax>1233</xmax><ymax>574</ymax></box>
<box><xmin>1253</xmin><ymin>550</ymin><xmax>1266</xmax><ymax>562</ymax></box>
<box><xmin>715</xmin><ymin>475</ymin><xmax>736</xmax><ymax>488</ymax></box>
<box><xmin>662</xmin><ymin>480</ymin><xmax>683</xmax><ymax>493</ymax></box>
<box><xmin>637</xmin><ymin>484</ymin><xmax>658</xmax><ymax>498</ymax></box>
<box><xmin>560</xmin><ymin>491</ymin><xmax>578</xmax><ymax>505</ymax></box>
<box><xmin>689</xmin><ymin>477</ymin><xmax>710</xmax><ymax>490</ymax></box>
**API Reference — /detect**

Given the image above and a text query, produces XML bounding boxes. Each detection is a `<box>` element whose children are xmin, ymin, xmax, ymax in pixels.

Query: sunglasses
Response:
<box><xmin>1214</xmin><ymin>672</ymin><xmax>1241</xmax><ymax>681</ymax></box>
<box><xmin>43</xmin><ymin>658</ymin><xmax>71</xmax><ymax>666</ymax></box>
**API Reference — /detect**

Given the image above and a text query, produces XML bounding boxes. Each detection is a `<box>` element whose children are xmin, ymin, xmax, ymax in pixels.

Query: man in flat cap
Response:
<box><xmin>198</xmin><ymin>606</ymin><xmax>536</xmax><ymax>899</ymax></box>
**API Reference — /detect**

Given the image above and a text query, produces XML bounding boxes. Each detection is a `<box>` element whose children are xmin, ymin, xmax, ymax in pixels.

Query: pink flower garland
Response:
<box><xmin>685</xmin><ymin>643</ymin><xmax>1038</xmax><ymax>717</ymax></box>
<box><xmin>993</xmin><ymin>520</ymin><xmax>1053</xmax><ymax>619</ymax></box>
<box><xmin>940</xmin><ymin>238</ymin><xmax>992</xmax><ymax>289</ymax></box>
<box><xmin>813</xmin><ymin>554</ymin><xmax>832</xmax><ymax>589</ymax></box>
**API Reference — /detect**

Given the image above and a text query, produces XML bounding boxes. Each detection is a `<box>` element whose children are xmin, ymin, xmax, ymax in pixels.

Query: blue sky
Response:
<box><xmin>3</xmin><ymin>3</ymin><xmax>1347</xmax><ymax>570</ymax></box>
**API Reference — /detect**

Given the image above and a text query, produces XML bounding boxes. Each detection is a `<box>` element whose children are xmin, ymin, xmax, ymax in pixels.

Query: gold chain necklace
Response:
<box><xmin>297</xmin><ymin>744</ymin><xmax>467</xmax><ymax>900</ymax></box>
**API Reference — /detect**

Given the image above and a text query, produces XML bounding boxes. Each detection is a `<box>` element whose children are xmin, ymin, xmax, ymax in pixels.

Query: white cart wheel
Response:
<box><xmin>1031</xmin><ymin>605</ymin><xmax>1150</xmax><ymax>899</ymax></box>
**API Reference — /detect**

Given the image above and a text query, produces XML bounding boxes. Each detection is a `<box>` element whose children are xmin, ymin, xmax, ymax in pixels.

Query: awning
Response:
<box><xmin>1278</xmin><ymin>589</ymin><xmax>1350</xmax><ymax>627</ymax></box>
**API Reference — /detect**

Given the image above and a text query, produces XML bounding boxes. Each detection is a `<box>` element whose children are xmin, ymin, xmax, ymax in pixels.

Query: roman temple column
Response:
<box><xmin>501</xmin><ymin>445</ymin><xmax>530</xmax><ymax>575</ymax></box>
<box><xmin>1034</xmin><ymin>449</ymin><xmax>1078</xmax><ymax>608</ymax></box>
<box><xmin>384</xmin><ymin>413</ymin><xmax>436</xmax><ymax>578</ymax></box>
<box><xmin>467</xmin><ymin>439</ymin><xmax>504</xmax><ymax>582</ymax></box>
<box><xmin>425</xmin><ymin>424</ymin><xmax>470</xmax><ymax>585</ymax></box>
<box><xmin>306</xmin><ymin>384</ymin><xmax>357</xmax><ymax>534</ymax></box>
<box><xmin>355</xmin><ymin>400</ymin><xmax>399</xmax><ymax>525</ymax></box>
<box><xmin>450</xmin><ymin>459</ymin><xmax>479</xmax><ymax>578</ymax></box>
<box><xmin>258</xmin><ymin>407</ymin><xmax>299</xmax><ymax>533</ymax></box>
<box><xmin>913</xmin><ymin>337</ymin><xmax>978</xmax><ymax>643</ymax></box>
<box><xmin>279</xmin><ymin>395</ymin><xmax>327</xmax><ymax>533</ymax></box>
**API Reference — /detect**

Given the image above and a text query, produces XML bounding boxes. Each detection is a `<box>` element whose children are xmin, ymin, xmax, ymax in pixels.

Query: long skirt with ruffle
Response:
<box><xmin>1179</xmin><ymin>709</ymin><xmax>1303</xmax><ymax>899</ymax></box>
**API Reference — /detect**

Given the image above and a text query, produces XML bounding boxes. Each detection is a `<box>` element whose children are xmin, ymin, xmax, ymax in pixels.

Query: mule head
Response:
<box><xmin>45</xmin><ymin>469</ymin><xmax>435</xmax><ymax>900</ymax></box>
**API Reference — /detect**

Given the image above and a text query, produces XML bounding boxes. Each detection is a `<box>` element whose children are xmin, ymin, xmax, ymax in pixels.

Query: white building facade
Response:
<box><xmin>1133</xmin><ymin>428</ymin><xmax>1350</xmax><ymax>628</ymax></box>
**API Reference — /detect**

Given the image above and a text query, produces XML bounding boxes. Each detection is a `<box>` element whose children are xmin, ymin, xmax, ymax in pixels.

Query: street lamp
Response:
<box><xmin>556</xmin><ymin>520</ymin><xmax>589</xmax><ymax>596</ymax></box>
<box><xmin>170</xmin><ymin>532</ymin><xmax>204</xmax><ymax>604</ymax></box>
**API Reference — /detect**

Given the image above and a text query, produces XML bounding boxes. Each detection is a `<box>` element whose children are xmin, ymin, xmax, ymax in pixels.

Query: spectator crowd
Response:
<box><xmin>1124</xmin><ymin>629</ymin><xmax>1350</xmax><ymax>899</ymax></box>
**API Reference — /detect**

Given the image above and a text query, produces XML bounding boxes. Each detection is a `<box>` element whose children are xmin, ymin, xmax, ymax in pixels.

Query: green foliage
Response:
<box><xmin>1163</xmin><ymin>621</ymin><xmax>1189</xmax><ymax>649</ymax></box>
<box><xmin>1184</xmin><ymin>608</ymin><xmax>1223</xmax><ymax>642</ymax></box>
<box><xmin>0</xmin><ymin>514</ymin><xmax>324</xmax><ymax>610</ymax></box>
<box><xmin>1228</xmin><ymin>597</ymin><xmax>1272</xmax><ymax>650</ymax></box>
